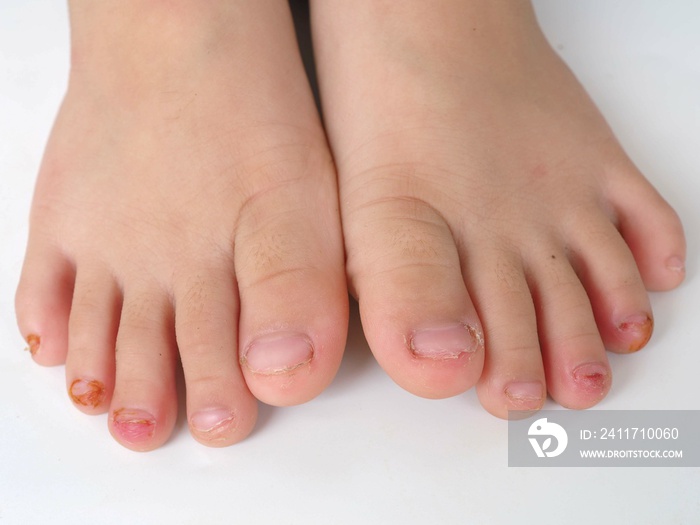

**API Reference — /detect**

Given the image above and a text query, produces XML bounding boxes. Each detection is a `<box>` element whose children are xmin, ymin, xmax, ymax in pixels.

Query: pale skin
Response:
<box><xmin>15</xmin><ymin>0</ymin><xmax>686</xmax><ymax>451</ymax></box>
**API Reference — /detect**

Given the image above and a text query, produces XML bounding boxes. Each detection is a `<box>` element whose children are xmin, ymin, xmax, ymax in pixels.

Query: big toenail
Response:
<box><xmin>112</xmin><ymin>409</ymin><xmax>156</xmax><ymax>443</ymax></box>
<box><xmin>69</xmin><ymin>378</ymin><xmax>106</xmax><ymax>408</ymax></box>
<box><xmin>505</xmin><ymin>381</ymin><xmax>544</xmax><ymax>408</ymax></box>
<box><xmin>409</xmin><ymin>323</ymin><xmax>481</xmax><ymax>359</ymax></box>
<box><xmin>241</xmin><ymin>332</ymin><xmax>313</xmax><ymax>374</ymax></box>
<box><xmin>25</xmin><ymin>334</ymin><xmax>40</xmax><ymax>356</ymax></box>
<box><xmin>618</xmin><ymin>314</ymin><xmax>653</xmax><ymax>352</ymax></box>
<box><xmin>190</xmin><ymin>408</ymin><xmax>236</xmax><ymax>437</ymax></box>
<box><xmin>666</xmin><ymin>256</ymin><xmax>685</xmax><ymax>273</ymax></box>
<box><xmin>572</xmin><ymin>363</ymin><xmax>610</xmax><ymax>392</ymax></box>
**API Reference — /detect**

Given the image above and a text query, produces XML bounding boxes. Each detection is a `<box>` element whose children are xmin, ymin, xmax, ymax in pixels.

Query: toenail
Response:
<box><xmin>617</xmin><ymin>314</ymin><xmax>653</xmax><ymax>352</ymax></box>
<box><xmin>241</xmin><ymin>332</ymin><xmax>314</xmax><ymax>375</ymax></box>
<box><xmin>112</xmin><ymin>409</ymin><xmax>156</xmax><ymax>444</ymax></box>
<box><xmin>666</xmin><ymin>256</ymin><xmax>685</xmax><ymax>273</ymax></box>
<box><xmin>505</xmin><ymin>381</ymin><xmax>544</xmax><ymax>408</ymax></box>
<box><xmin>69</xmin><ymin>378</ymin><xmax>106</xmax><ymax>408</ymax></box>
<box><xmin>572</xmin><ymin>363</ymin><xmax>610</xmax><ymax>392</ymax></box>
<box><xmin>190</xmin><ymin>408</ymin><xmax>236</xmax><ymax>437</ymax></box>
<box><xmin>409</xmin><ymin>323</ymin><xmax>481</xmax><ymax>359</ymax></box>
<box><xmin>24</xmin><ymin>334</ymin><xmax>40</xmax><ymax>356</ymax></box>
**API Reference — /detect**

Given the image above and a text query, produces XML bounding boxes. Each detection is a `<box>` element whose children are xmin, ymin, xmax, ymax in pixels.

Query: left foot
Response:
<box><xmin>310</xmin><ymin>0</ymin><xmax>686</xmax><ymax>416</ymax></box>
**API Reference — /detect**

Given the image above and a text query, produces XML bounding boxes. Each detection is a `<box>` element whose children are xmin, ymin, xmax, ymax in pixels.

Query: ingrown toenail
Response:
<box><xmin>69</xmin><ymin>378</ymin><xmax>106</xmax><ymax>408</ymax></box>
<box><xmin>572</xmin><ymin>363</ymin><xmax>610</xmax><ymax>393</ymax></box>
<box><xmin>112</xmin><ymin>409</ymin><xmax>156</xmax><ymax>444</ymax></box>
<box><xmin>409</xmin><ymin>323</ymin><xmax>482</xmax><ymax>359</ymax></box>
<box><xmin>618</xmin><ymin>314</ymin><xmax>653</xmax><ymax>352</ymax></box>
<box><xmin>25</xmin><ymin>334</ymin><xmax>40</xmax><ymax>356</ymax></box>
<box><xmin>666</xmin><ymin>256</ymin><xmax>685</xmax><ymax>273</ymax></box>
<box><xmin>241</xmin><ymin>332</ymin><xmax>314</xmax><ymax>375</ymax></box>
<box><xmin>190</xmin><ymin>408</ymin><xmax>236</xmax><ymax>438</ymax></box>
<box><xmin>505</xmin><ymin>381</ymin><xmax>544</xmax><ymax>408</ymax></box>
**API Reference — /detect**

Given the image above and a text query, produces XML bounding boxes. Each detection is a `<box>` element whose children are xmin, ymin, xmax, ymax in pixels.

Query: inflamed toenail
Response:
<box><xmin>25</xmin><ymin>334</ymin><xmax>40</xmax><ymax>356</ymax></box>
<box><xmin>241</xmin><ymin>332</ymin><xmax>313</xmax><ymax>375</ymax></box>
<box><xmin>112</xmin><ymin>409</ymin><xmax>156</xmax><ymax>443</ymax></box>
<box><xmin>618</xmin><ymin>314</ymin><xmax>653</xmax><ymax>352</ymax></box>
<box><xmin>69</xmin><ymin>378</ymin><xmax>106</xmax><ymax>408</ymax></box>
<box><xmin>190</xmin><ymin>408</ymin><xmax>236</xmax><ymax>437</ymax></box>
<box><xmin>409</xmin><ymin>323</ymin><xmax>482</xmax><ymax>359</ymax></box>
<box><xmin>666</xmin><ymin>256</ymin><xmax>685</xmax><ymax>273</ymax></box>
<box><xmin>572</xmin><ymin>363</ymin><xmax>610</xmax><ymax>392</ymax></box>
<box><xmin>505</xmin><ymin>381</ymin><xmax>544</xmax><ymax>408</ymax></box>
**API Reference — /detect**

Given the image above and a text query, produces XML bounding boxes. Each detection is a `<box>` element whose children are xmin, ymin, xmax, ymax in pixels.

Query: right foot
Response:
<box><xmin>15</xmin><ymin>0</ymin><xmax>348</xmax><ymax>451</ymax></box>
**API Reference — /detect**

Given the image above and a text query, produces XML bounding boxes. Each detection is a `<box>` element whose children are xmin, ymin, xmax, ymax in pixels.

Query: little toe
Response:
<box><xmin>531</xmin><ymin>251</ymin><xmax>611</xmax><ymax>409</ymax></box>
<box><xmin>235</xmin><ymin>178</ymin><xmax>348</xmax><ymax>407</ymax></box>
<box><xmin>344</xmin><ymin>195</ymin><xmax>484</xmax><ymax>399</ymax></box>
<box><xmin>109</xmin><ymin>287</ymin><xmax>178</xmax><ymax>452</ymax></box>
<box><xmin>65</xmin><ymin>265</ymin><xmax>121</xmax><ymax>414</ymax></box>
<box><xmin>15</xmin><ymin>243</ymin><xmax>74</xmax><ymax>366</ymax></box>
<box><xmin>468</xmin><ymin>248</ymin><xmax>546</xmax><ymax>417</ymax></box>
<box><xmin>174</xmin><ymin>265</ymin><xmax>257</xmax><ymax>447</ymax></box>
<box><xmin>567</xmin><ymin>215</ymin><xmax>654</xmax><ymax>353</ymax></box>
<box><xmin>608</xmin><ymin>168</ymin><xmax>686</xmax><ymax>291</ymax></box>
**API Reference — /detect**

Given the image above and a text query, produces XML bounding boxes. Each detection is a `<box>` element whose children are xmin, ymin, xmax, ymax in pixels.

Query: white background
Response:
<box><xmin>1</xmin><ymin>1</ymin><xmax>699</xmax><ymax>523</ymax></box>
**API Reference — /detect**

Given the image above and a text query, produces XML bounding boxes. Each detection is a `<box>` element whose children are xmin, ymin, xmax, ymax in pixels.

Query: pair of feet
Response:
<box><xmin>16</xmin><ymin>0</ymin><xmax>685</xmax><ymax>451</ymax></box>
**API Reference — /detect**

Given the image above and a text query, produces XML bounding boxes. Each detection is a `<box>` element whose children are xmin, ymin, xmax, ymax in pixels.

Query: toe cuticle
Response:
<box><xmin>409</xmin><ymin>323</ymin><xmax>482</xmax><ymax>360</ymax></box>
<box><xmin>190</xmin><ymin>408</ymin><xmax>236</xmax><ymax>438</ymax></box>
<box><xmin>572</xmin><ymin>363</ymin><xmax>610</xmax><ymax>392</ymax></box>
<box><xmin>618</xmin><ymin>314</ymin><xmax>653</xmax><ymax>352</ymax></box>
<box><xmin>241</xmin><ymin>332</ymin><xmax>314</xmax><ymax>375</ymax></box>
<box><xmin>25</xmin><ymin>334</ymin><xmax>40</xmax><ymax>356</ymax></box>
<box><xmin>666</xmin><ymin>256</ymin><xmax>685</xmax><ymax>274</ymax></box>
<box><xmin>504</xmin><ymin>381</ymin><xmax>544</xmax><ymax>409</ymax></box>
<box><xmin>69</xmin><ymin>378</ymin><xmax>106</xmax><ymax>408</ymax></box>
<box><xmin>112</xmin><ymin>408</ymin><xmax>156</xmax><ymax>444</ymax></box>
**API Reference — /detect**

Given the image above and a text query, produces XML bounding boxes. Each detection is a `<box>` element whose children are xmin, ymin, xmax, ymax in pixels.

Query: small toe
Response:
<box><xmin>530</xmin><ymin>250</ymin><xmax>611</xmax><ymax>409</ymax></box>
<box><xmin>608</xmin><ymin>169</ymin><xmax>686</xmax><ymax>291</ymax></box>
<box><xmin>567</xmin><ymin>214</ymin><xmax>654</xmax><ymax>353</ymax></box>
<box><xmin>109</xmin><ymin>286</ymin><xmax>178</xmax><ymax>452</ymax></box>
<box><xmin>468</xmin><ymin>248</ymin><xmax>546</xmax><ymax>417</ymax></box>
<box><xmin>174</xmin><ymin>264</ymin><xmax>257</xmax><ymax>447</ymax></box>
<box><xmin>65</xmin><ymin>265</ymin><xmax>121</xmax><ymax>414</ymax></box>
<box><xmin>15</xmin><ymin>243</ymin><xmax>75</xmax><ymax>366</ymax></box>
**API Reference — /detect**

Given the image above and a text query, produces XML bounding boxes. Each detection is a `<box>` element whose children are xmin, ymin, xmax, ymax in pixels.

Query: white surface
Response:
<box><xmin>1</xmin><ymin>1</ymin><xmax>699</xmax><ymax>524</ymax></box>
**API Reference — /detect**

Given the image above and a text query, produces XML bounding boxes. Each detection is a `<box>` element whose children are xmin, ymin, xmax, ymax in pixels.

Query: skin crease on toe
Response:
<box><xmin>310</xmin><ymin>0</ymin><xmax>686</xmax><ymax>416</ymax></box>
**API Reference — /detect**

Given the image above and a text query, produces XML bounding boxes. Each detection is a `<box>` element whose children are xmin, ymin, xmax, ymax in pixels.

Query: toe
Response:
<box><xmin>468</xmin><ymin>248</ymin><xmax>546</xmax><ymax>417</ymax></box>
<box><xmin>109</xmin><ymin>286</ymin><xmax>178</xmax><ymax>452</ymax></box>
<box><xmin>607</xmin><ymin>167</ymin><xmax>686</xmax><ymax>291</ymax></box>
<box><xmin>567</xmin><ymin>214</ymin><xmax>654</xmax><ymax>353</ymax></box>
<box><xmin>15</xmin><ymin>242</ymin><xmax>74</xmax><ymax>366</ymax></box>
<box><xmin>65</xmin><ymin>265</ymin><xmax>121</xmax><ymax>414</ymax></box>
<box><xmin>530</xmin><ymin>250</ymin><xmax>611</xmax><ymax>409</ymax></box>
<box><xmin>235</xmin><ymin>175</ymin><xmax>348</xmax><ymax>406</ymax></box>
<box><xmin>174</xmin><ymin>264</ymin><xmax>257</xmax><ymax>447</ymax></box>
<box><xmin>344</xmin><ymin>194</ymin><xmax>484</xmax><ymax>399</ymax></box>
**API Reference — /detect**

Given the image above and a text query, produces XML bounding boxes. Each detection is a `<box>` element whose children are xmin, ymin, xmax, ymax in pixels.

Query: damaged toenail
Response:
<box><xmin>69</xmin><ymin>378</ymin><xmax>106</xmax><ymax>408</ymax></box>
<box><xmin>241</xmin><ymin>332</ymin><xmax>313</xmax><ymax>375</ymax></box>
<box><xmin>190</xmin><ymin>408</ymin><xmax>236</xmax><ymax>437</ymax></box>
<box><xmin>24</xmin><ymin>334</ymin><xmax>40</xmax><ymax>356</ymax></box>
<box><xmin>618</xmin><ymin>314</ymin><xmax>653</xmax><ymax>352</ymax></box>
<box><xmin>666</xmin><ymin>256</ymin><xmax>685</xmax><ymax>273</ymax></box>
<box><xmin>572</xmin><ymin>363</ymin><xmax>610</xmax><ymax>392</ymax></box>
<box><xmin>409</xmin><ymin>323</ymin><xmax>482</xmax><ymax>359</ymax></box>
<box><xmin>112</xmin><ymin>409</ymin><xmax>156</xmax><ymax>443</ymax></box>
<box><xmin>505</xmin><ymin>381</ymin><xmax>544</xmax><ymax>408</ymax></box>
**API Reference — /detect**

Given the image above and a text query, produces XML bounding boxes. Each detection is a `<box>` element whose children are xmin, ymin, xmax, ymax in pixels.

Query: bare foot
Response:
<box><xmin>310</xmin><ymin>0</ymin><xmax>685</xmax><ymax>416</ymax></box>
<box><xmin>15</xmin><ymin>0</ymin><xmax>348</xmax><ymax>450</ymax></box>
